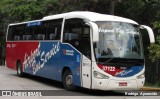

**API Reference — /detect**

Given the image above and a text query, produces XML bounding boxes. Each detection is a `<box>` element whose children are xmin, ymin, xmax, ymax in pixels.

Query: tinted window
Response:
<box><xmin>63</xmin><ymin>19</ymin><xmax>84</xmax><ymax>50</ymax></box>
<box><xmin>7</xmin><ymin>19</ymin><xmax>63</xmax><ymax>41</ymax></box>
<box><xmin>46</xmin><ymin>19</ymin><xmax>62</xmax><ymax>40</ymax></box>
<box><xmin>63</xmin><ymin>18</ymin><xmax>91</xmax><ymax>59</ymax></box>
<box><xmin>7</xmin><ymin>24</ymin><xmax>26</xmax><ymax>41</ymax></box>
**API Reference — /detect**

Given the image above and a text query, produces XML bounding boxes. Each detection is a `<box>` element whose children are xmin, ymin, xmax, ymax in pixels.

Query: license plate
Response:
<box><xmin>119</xmin><ymin>82</ymin><xmax>127</xmax><ymax>86</ymax></box>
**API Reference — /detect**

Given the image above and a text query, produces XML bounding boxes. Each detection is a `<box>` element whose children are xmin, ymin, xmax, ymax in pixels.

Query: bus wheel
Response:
<box><xmin>63</xmin><ymin>70</ymin><xmax>76</xmax><ymax>90</ymax></box>
<box><xmin>16</xmin><ymin>61</ymin><xmax>24</xmax><ymax>77</ymax></box>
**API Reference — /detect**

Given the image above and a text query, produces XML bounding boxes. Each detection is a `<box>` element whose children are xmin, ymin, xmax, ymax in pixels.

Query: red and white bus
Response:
<box><xmin>6</xmin><ymin>11</ymin><xmax>155</xmax><ymax>90</ymax></box>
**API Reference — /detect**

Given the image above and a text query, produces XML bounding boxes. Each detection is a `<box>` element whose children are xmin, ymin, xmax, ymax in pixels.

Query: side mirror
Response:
<box><xmin>140</xmin><ymin>25</ymin><xmax>155</xmax><ymax>43</ymax></box>
<box><xmin>84</xmin><ymin>20</ymin><xmax>99</xmax><ymax>42</ymax></box>
<box><xmin>88</xmin><ymin>21</ymin><xmax>99</xmax><ymax>42</ymax></box>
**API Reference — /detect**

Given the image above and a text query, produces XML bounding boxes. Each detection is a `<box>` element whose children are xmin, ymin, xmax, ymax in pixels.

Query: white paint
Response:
<box><xmin>81</xmin><ymin>55</ymin><xmax>91</xmax><ymax>89</ymax></box>
<box><xmin>23</xmin><ymin>42</ymin><xmax>60</xmax><ymax>75</ymax></box>
<box><xmin>9</xmin><ymin>11</ymin><xmax>138</xmax><ymax>26</ymax></box>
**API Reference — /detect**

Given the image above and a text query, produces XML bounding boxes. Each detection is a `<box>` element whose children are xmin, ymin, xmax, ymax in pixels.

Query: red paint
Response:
<box><xmin>97</xmin><ymin>64</ymin><xmax>123</xmax><ymax>76</ymax></box>
<box><xmin>6</xmin><ymin>41</ymin><xmax>39</xmax><ymax>70</ymax></box>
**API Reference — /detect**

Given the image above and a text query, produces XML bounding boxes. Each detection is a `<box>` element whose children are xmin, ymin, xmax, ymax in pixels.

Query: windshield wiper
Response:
<box><xmin>102</xmin><ymin>58</ymin><xmax>143</xmax><ymax>66</ymax></box>
<box><xmin>124</xmin><ymin>60</ymin><xmax>143</xmax><ymax>65</ymax></box>
<box><xmin>103</xmin><ymin>57</ymin><xmax>122</xmax><ymax>65</ymax></box>
<box><xmin>104</xmin><ymin>58</ymin><xmax>114</xmax><ymax>64</ymax></box>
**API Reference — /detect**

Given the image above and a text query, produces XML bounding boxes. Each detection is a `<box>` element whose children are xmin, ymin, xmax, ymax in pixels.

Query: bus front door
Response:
<box><xmin>81</xmin><ymin>36</ymin><xmax>92</xmax><ymax>89</ymax></box>
<box><xmin>82</xmin><ymin>55</ymin><xmax>91</xmax><ymax>89</ymax></box>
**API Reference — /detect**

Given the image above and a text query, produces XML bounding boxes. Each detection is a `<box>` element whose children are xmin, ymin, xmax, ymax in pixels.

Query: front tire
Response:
<box><xmin>16</xmin><ymin>61</ymin><xmax>24</xmax><ymax>77</ymax></box>
<box><xmin>63</xmin><ymin>70</ymin><xmax>76</xmax><ymax>90</ymax></box>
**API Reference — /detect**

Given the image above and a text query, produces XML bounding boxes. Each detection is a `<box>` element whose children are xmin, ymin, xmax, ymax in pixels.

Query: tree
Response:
<box><xmin>109</xmin><ymin>0</ymin><xmax>121</xmax><ymax>15</ymax></box>
<box><xmin>148</xmin><ymin>0</ymin><xmax>160</xmax><ymax>62</ymax></box>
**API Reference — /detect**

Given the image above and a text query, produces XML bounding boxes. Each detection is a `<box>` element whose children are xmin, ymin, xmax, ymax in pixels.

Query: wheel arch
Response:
<box><xmin>16</xmin><ymin>59</ymin><xmax>25</xmax><ymax>77</ymax></box>
<box><xmin>62</xmin><ymin>66</ymin><xmax>76</xmax><ymax>90</ymax></box>
<box><xmin>16</xmin><ymin>59</ymin><xmax>21</xmax><ymax>69</ymax></box>
<box><xmin>61</xmin><ymin>66</ymin><xmax>71</xmax><ymax>81</ymax></box>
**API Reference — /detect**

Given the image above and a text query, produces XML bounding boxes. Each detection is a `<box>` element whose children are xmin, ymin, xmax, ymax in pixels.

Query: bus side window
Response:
<box><xmin>14</xmin><ymin>35</ymin><xmax>20</xmax><ymax>40</ymax></box>
<box><xmin>27</xmin><ymin>35</ymin><xmax>32</xmax><ymax>40</ymax></box>
<box><xmin>46</xmin><ymin>19</ymin><xmax>63</xmax><ymax>40</ymax></box>
<box><xmin>63</xmin><ymin>18</ymin><xmax>83</xmax><ymax>51</ymax></box>
<box><xmin>64</xmin><ymin>33</ymin><xmax>79</xmax><ymax>48</ymax></box>
<box><xmin>7</xmin><ymin>26</ymin><xmax>14</xmax><ymax>40</ymax></box>
<box><xmin>63</xmin><ymin>19</ymin><xmax>91</xmax><ymax>59</ymax></box>
<box><xmin>29</xmin><ymin>21</ymin><xmax>47</xmax><ymax>40</ymax></box>
<box><xmin>23</xmin><ymin>35</ymin><xmax>32</xmax><ymax>40</ymax></box>
<box><xmin>37</xmin><ymin>34</ymin><xmax>45</xmax><ymax>40</ymax></box>
<box><xmin>48</xmin><ymin>27</ymin><xmax>59</xmax><ymax>40</ymax></box>
<box><xmin>82</xmin><ymin>26</ymin><xmax>91</xmax><ymax>59</ymax></box>
<box><xmin>7</xmin><ymin>24</ymin><xmax>26</xmax><ymax>41</ymax></box>
<box><xmin>49</xmin><ymin>33</ymin><xmax>56</xmax><ymax>40</ymax></box>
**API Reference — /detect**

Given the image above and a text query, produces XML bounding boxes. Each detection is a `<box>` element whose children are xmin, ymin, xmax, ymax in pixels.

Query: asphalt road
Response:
<box><xmin>0</xmin><ymin>66</ymin><xmax>159</xmax><ymax>99</ymax></box>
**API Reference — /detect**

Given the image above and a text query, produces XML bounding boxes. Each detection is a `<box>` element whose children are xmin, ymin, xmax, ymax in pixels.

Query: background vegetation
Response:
<box><xmin>0</xmin><ymin>0</ymin><xmax>160</xmax><ymax>86</ymax></box>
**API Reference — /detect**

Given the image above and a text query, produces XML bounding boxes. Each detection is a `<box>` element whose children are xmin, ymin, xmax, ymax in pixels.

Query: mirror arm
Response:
<box><xmin>140</xmin><ymin>25</ymin><xmax>155</xmax><ymax>43</ymax></box>
<box><xmin>88</xmin><ymin>21</ymin><xmax>99</xmax><ymax>42</ymax></box>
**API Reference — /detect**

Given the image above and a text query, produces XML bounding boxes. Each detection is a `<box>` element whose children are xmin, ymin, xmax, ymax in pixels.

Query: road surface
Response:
<box><xmin>0</xmin><ymin>66</ymin><xmax>159</xmax><ymax>99</ymax></box>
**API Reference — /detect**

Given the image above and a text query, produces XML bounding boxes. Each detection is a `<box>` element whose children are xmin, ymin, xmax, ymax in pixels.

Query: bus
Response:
<box><xmin>6</xmin><ymin>11</ymin><xmax>155</xmax><ymax>90</ymax></box>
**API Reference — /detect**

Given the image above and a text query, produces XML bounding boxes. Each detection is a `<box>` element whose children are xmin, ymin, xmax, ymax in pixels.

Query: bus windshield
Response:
<box><xmin>94</xmin><ymin>21</ymin><xmax>143</xmax><ymax>63</ymax></box>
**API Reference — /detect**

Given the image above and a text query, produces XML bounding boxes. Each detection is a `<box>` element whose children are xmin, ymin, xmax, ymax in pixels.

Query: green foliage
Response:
<box><xmin>145</xmin><ymin>81</ymin><xmax>160</xmax><ymax>87</ymax></box>
<box><xmin>148</xmin><ymin>42</ymin><xmax>160</xmax><ymax>62</ymax></box>
<box><xmin>1</xmin><ymin>0</ymin><xmax>44</xmax><ymax>22</ymax></box>
<box><xmin>0</xmin><ymin>0</ymin><xmax>160</xmax><ymax>84</ymax></box>
<box><xmin>148</xmin><ymin>0</ymin><xmax>160</xmax><ymax>62</ymax></box>
<box><xmin>152</xmin><ymin>21</ymin><xmax>160</xmax><ymax>29</ymax></box>
<box><xmin>148</xmin><ymin>35</ymin><xmax>160</xmax><ymax>62</ymax></box>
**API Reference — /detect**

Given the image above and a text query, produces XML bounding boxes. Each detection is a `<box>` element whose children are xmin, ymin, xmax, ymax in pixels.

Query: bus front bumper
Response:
<box><xmin>92</xmin><ymin>78</ymin><xmax>145</xmax><ymax>90</ymax></box>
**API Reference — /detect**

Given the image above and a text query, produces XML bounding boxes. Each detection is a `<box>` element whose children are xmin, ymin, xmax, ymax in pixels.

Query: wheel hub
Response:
<box><xmin>66</xmin><ymin>75</ymin><xmax>72</xmax><ymax>86</ymax></box>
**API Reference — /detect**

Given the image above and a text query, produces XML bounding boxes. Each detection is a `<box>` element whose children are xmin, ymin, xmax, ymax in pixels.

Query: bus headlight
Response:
<box><xmin>93</xmin><ymin>71</ymin><xmax>109</xmax><ymax>79</ymax></box>
<box><xmin>137</xmin><ymin>73</ymin><xmax>145</xmax><ymax>79</ymax></box>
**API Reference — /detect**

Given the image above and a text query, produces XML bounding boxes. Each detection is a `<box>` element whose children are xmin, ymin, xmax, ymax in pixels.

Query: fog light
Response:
<box><xmin>94</xmin><ymin>71</ymin><xmax>109</xmax><ymax>79</ymax></box>
<box><xmin>137</xmin><ymin>73</ymin><xmax>145</xmax><ymax>79</ymax></box>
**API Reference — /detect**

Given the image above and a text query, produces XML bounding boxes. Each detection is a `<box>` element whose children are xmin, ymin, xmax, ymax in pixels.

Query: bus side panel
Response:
<box><xmin>6</xmin><ymin>41</ymin><xmax>81</xmax><ymax>87</ymax></box>
<box><xmin>22</xmin><ymin>42</ymin><xmax>61</xmax><ymax>78</ymax></box>
<box><xmin>6</xmin><ymin>42</ymin><xmax>39</xmax><ymax>70</ymax></box>
<box><xmin>22</xmin><ymin>42</ymin><xmax>81</xmax><ymax>87</ymax></box>
<box><xmin>57</xmin><ymin>43</ymin><xmax>81</xmax><ymax>87</ymax></box>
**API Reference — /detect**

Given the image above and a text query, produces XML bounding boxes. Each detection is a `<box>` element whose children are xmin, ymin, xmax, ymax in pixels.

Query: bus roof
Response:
<box><xmin>9</xmin><ymin>11</ymin><xmax>138</xmax><ymax>26</ymax></box>
<box><xmin>43</xmin><ymin>11</ymin><xmax>138</xmax><ymax>25</ymax></box>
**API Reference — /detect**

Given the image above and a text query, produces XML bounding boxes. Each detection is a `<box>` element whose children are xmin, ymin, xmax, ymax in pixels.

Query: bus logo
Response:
<box><xmin>63</xmin><ymin>49</ymin><xmax>74</xmax><ymax>56</ymax></box>
<box><xmin>23</xmin><ymin>42</ymin><xmax>60</xmax><ymax>75</ymax></box>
